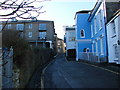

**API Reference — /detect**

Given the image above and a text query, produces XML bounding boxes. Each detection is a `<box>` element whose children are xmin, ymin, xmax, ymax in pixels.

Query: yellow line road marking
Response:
<box><xmin>83</xmin><ymin>62</ymin><xmax>120</xmax><ymax>75</ymax></box>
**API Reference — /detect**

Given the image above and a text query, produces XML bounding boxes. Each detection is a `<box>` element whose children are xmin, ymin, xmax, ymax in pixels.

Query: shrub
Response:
<box><xmin>2</xmin><ymin>30</ymin><xmax>29</xmax><ymax>66</ymax></box>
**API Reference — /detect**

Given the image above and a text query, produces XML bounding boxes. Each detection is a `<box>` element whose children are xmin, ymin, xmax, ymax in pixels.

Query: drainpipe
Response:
<box><xmin>36</xmin><ymin>40</ymin><xmax>38</xmax><ymax>47</ymax></box>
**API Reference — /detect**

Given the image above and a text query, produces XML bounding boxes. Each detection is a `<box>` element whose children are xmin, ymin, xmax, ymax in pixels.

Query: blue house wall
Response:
<box><xmin>89</xmin><ymin>1</ymin><xmax>108</xmax><ymax>62</ymax></box>
<box><xmin>75</xmin><ymin>12</ymin><xmax>92</xmax><ymax>61</ymax></box>
<box><xmin>76</xmin><ymin>14</ymin><xmax>91</xmax><ymax>40</ymax></box>
<box><xmin>75</xmin><ymin>0</ymin><xmax>108</xmax><ymax>62</ymax></box>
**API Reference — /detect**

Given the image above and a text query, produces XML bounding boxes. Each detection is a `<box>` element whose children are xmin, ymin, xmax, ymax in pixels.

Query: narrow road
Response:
<box><xmin>43</xmin><ymin>54</ymin><xmax>120</xmax><ymax>88</ymax></box>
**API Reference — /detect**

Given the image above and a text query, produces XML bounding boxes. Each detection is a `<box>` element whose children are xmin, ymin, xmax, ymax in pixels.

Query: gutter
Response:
<box><xmin>88</xmin><ymin>0</ymin><xmax>103</xmax><ymax>22</ymax></box>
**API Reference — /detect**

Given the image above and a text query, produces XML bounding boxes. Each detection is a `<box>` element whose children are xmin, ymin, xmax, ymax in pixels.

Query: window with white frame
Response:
<box><xmin>95</xmin><ymin>40</ymin><xmax>98</xmax><ymax>55</ymax></box>
<box><xmin>16</xmin><ymin>24</ymin><xmax>24</xmax><ymax>30</ymax></box>
<box><xmin>39</xmin><ymin>32</ymin><xmax>46</xmax><ymax>39</ymax></box>
<box><xmin>98</xmin><ymin>10</ymin><xmax>102</xmax><ymax>30</ymax></box>
<box><xmin>39</xmin><ymin>24</ymin><xmax>46</xmax><ymax>30</ymax></box>
<box><xmin>80</xmin><ymin>29</ymin><xmax>85</xmax><ymax>38</ymax></box>
<box><xmin>69</xmin><ymin>32</ymin><xmax>75</xmax><ymax>41</ymax></box>
<box><xmin>8</xmin><ymin>24</ymin><xmax>11</xmax><ymax>29</ymax></box>
<box><xmin>28</xmin><ymin>32</ymin><xmax>32</xmax><ymax>38</ymax></box>
<box><xmin>28</xmin><ymin>24</ymin><xmax>33</xmax><ymax>29</ymax></box>
<box><xmin>113</xmin><ymin>44</ymin><xmax>118</xmax><ymax>59</ymax></box>
<box><xmin>91</xmin><ymin>24</ymin><xmax>93</xmax><ymax>37</ymax></box>
<box><xmin>94</xmin><ymin>18</ymin><xmax>97</xmax><ymax>34</ymax></box>
<box><xmin>100</xmin><ymin>37</ymin><xmax>104</xmax><ymax>55</ymax></box>
<box><xmin>111</xmin><ymin>20</ymin><xmax>116</xmax><ymax>36</ymax></box>
<box><xmin>0</xmin><ymin>25</ymin><xmax>2</xmax><ymax>31</ymax></box>
<box><xmin>92</xmin><ymin>43</ymin><xmax>94</xmax><ymax>52</ymax></box>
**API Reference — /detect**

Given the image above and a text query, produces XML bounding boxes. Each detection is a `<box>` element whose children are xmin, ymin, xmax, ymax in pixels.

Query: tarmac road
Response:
<box><xmin>42</xmin><ymin>54</ymin><xmax>120</xmax><ymax>88</ymax></box>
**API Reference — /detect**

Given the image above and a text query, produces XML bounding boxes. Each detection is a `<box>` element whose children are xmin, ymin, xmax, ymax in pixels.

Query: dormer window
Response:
<box><xmin>80</xmin><ymin>29</ymin><xmax>85</xmax><ymax>38</ymax></box>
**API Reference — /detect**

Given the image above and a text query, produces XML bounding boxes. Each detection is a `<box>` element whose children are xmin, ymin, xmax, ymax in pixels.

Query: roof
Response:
<box><xmin>66</xmin><ymin>28</ymin><xmax>75</xmax><ymax>31</ymax></box>
<box><xmin>2</xmin><ymin>20</ymin><xmax>54</xmax><ymax>24</ymax></box>
<box><xmin>88</xmin><ymin>0</ymin><xmax>102</xmax><ymax>21</ymax></box>
<box><xmin>88</xmin><ymin>0</ymin><xmax>120</xmax><ymax>22</ymax></box>
<box><xmin>74</xmin><ymin>10</ymin><xmax>91</xmax><ymax>19</ymax></box>
<box><xmin>107</xmin><ymin>9</ymin><xmax>120</xmax><ymax>25</ymax></box>
<box><xmin>76</xmin><ymin>10</ymin><xmax>91</xmax><ymax>14</ymax></box>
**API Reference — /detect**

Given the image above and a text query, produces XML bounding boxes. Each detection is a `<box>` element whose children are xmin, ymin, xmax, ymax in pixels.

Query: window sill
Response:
<box><xmin>99</xmin><ymin>27</ymin><xmax>102</xmax><ymax>31</ymax></box>
<box><xmin>111</xmin><ymin>34</ymin><xmax>116</xmax><ymax>38</ymax></box>
<box><xmin>81</xmin><ymin>37</ymin><xmax>85</xmax><ymax>38</ymax></box>
<box><xmin>114</xmin><ymin>59</ymin><xmax>118</xmax><ymax>62</ymax></box>
<box><xmin>101</xmin><ymin>53</ymin><xmax>104</xmax><ymax>56</ymax></box>
<box><xmin>95</xmin><ymin>32</ymin><xmax>97</xmax><ymax>35</ymax></box>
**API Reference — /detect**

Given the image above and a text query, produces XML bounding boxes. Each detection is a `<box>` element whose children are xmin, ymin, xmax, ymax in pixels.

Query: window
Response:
<box><xmin>86</xmin><ymin>48</ymin><xmax>90</xmax><ymax>52</ymax></box>
<box><xmin>95</xmin><ymin>40</ymin><xmax>98</xmax><ymax>55</ymax></box>
<box><xmin>91</xmin><ymin>24</ymin><xmax>93</xmax><ymax>37</ymax></box>
<box><xmin>28</xmin><ymin>32</ymin><xmax>32</xmax><ymax>38</ymax></box>
<box><xmin>111</xmin><ymin>20</ymin><xmax>116</xmax><ymax>35</ymax></box>
<box><xmin>28</xmin><ymin>24</ymin><xmax>33</xmax><ymax>29</ymax></box>
<box><xmin>39</xmin><ymin>32</ymin><xmax>46</xmax><ymax>39</ymax></box>
<box><xmin>39</xmin><ymin>24</ymin><xmax>46</xmax><ymax>30</ymax></box>
<box><xmin>100</xmin><ymin>37</ymin><xmax>104</xmax><ymax>55</ymax></box>
<box><xmin>113</xmin><ymin>44</ymin><xmax>118</xmax><ymax>59</ymax></box>
<box><xmin>69</xmin><ymin>32</ymin><xmax>75</xmax><ymax>41</ymax></box>
<box><xmin>94</xmin><ymin>18</ymin><xmax>97</xmax><ymax>34</ymax></box>
<box><xmin>92</xmin><ymin>43</ymin><xmax>94</xmax><ymax>52</ymax></box>
<box><xmin>83</xmin><ymin>48</ymin><xmax>90</xmax><ymax>52</ymax></box>
<box><xmin>0</xmin><ymin>25</ymin><xmax>2</xmax><ymax>31</ymax></box>
<box><xmin>8</xmin><ymin>24</ymin><xmax>11</xmax><ymax>29</ymax></box>
<box><xmin>19</xmin><ymin>32</ymin><xmax>24</xmax><ymax>38</ymax></box>
<box><xmin>80</xmin><ymin>29</ymin><xmax>85</xmax><ymax>38</ymax></box>
<box><xmin>98</xmin><ymin>10</ymin><xmax>102</xmax><ymax>30</ymax></box>
<box><xmin>16</xmin><ymin>24</ymin><xmax>24</xmax><ymax>30</ymax></box>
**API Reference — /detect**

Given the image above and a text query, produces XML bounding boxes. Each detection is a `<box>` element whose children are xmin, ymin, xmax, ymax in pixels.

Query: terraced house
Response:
<box><xmin>1</xmin><ymin>19</ymin><xmax>57</xmax><ymax>50</ymax></box>
<box><xmin>64</xmin><ymin>26</ymin><xmax>76</xmax><ymax>58</ymax></box>
<box><xmin>107</xmin><ymin>9</ymin><xmax>120</xmax><ymax>64</ymax></box>
<box><xmin>75</xmin><ymin>0</ymin><xmax>120</xmax><ymax>63</ymax></box>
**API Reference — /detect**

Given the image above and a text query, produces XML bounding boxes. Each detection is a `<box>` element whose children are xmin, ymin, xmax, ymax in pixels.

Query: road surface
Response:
<box><xmin>42</xmin><ymin>54</ymin><xmax>120</xmax><ymax>88</ymax></box>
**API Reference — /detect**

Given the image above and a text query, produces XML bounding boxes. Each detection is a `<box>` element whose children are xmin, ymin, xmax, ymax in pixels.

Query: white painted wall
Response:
<box><xmin>107</xmin><ymin>15</ymin><xmax>119</xmax><ymax>64</ymax></box>
<box><xmin>66</xmin><ymin>30</ymin><xmax>76</xmax><ymax>56</ymax></box>
<box><xmin>117</xmin><ymin>15</ymin><xmax>120</xmax><ymax>64</ymax></box>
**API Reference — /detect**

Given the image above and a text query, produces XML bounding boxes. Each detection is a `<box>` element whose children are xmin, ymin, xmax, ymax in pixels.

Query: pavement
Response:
<box><xmin>42</xmin><ymin>54</ymin><xmax>120</xmax><ymax>88</ymax></box>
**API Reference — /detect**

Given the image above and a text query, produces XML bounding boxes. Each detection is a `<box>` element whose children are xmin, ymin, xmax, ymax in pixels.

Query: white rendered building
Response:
<box><xmin>106</xmin><ymin>10</ymin><xmax>120</xmax><ymax>64</ymax></box>
<box><xmin>64</xmin><ymin>26</ymin><xmax>76</xmax><ymax>58</ymax></box>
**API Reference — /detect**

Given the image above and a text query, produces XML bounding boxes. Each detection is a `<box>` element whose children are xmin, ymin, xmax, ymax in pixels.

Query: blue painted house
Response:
<box><xmin>75</xmin><ymin>11</ymin><xmax>92</xmax><ymax>61</ymax></box>
<box><xmin>75</xmin><ymin>0</ymin><xmax>120</xmax><ymax>63</ymax></box>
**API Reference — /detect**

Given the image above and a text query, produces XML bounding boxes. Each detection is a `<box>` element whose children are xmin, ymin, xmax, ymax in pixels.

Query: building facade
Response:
<box><xmin>57</xmin><ymin>38</ymin><xmax>65</xmax><ymax>53</ymax></box>
<box><xmin>1</xmin><ymin>20</ymin><xmax>56</xmax><ymax>49</ymax></box>
<box><xmin>88</xmin><ymin>0</ymin><xmax>108</xmax><ymax>62</ymax></box>
<box><xmin>64</xmin><ymin>26</ymin><xmax>76</xmax><ymax>58</ymax></box>
<box><xmin>75</xmin><ymin>11</ymin><xmax>92</xmax><ymax>61</ymax></box>
<box><xmin>106</xmin><ymin>10</ymin><xmax>120</xmax><ymax>64</ymax></box>
<box><xmin>75</xmin><ymin>0</ymin><xmax>120</xmax><ymax>63</ymax></box>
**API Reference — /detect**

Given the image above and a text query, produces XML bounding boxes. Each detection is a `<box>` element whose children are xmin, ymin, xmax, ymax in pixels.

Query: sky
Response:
<box><xmin>0</xmin><ymin>0</ymin><xmax>97</xmax><ymax>39</ymax></box>
<box><xmin>37</xmin><ymin>0</ymin><xmax>97</xmax><ymax>39</ymax></box>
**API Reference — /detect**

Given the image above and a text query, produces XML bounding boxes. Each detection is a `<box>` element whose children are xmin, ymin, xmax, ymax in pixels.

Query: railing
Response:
<box><xmin>78</xmin><ymin>52</ymin><xmax>105</xmax><ymax>63</ymax></box>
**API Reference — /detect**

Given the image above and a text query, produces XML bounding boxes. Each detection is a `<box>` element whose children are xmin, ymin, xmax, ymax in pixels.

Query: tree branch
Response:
<box><xmin>0</xmin><ymin>0</ymin><xmax>48</xmax><ymax>19</ymax></box>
